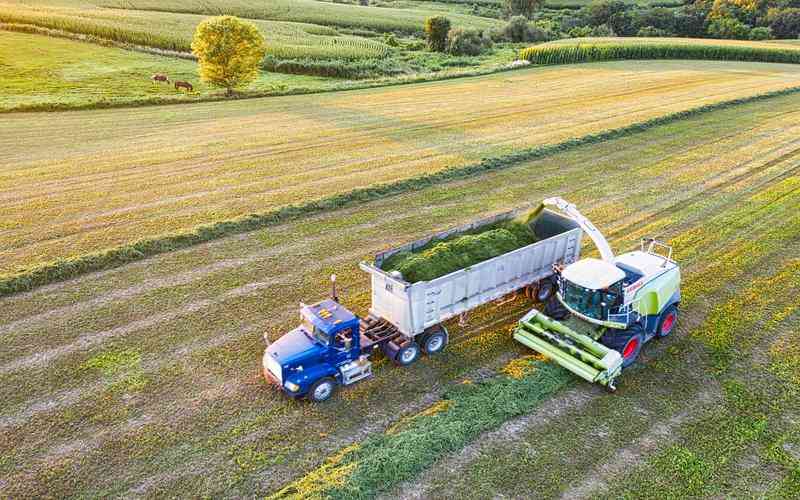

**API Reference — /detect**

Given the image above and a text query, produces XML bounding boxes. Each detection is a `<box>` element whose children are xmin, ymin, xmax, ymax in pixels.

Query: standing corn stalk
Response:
<box><xmin>191</xmin><ymin>16</ymin><xmax>266</xmax><ymax>97</ymax></box>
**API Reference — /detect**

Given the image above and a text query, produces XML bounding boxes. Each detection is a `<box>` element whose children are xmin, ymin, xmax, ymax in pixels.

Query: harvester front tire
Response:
<box><xmin>656</xmin><ymin>305</ymin><xmax>678</xmax><ymax>338</ymax></box>
<box><xmin>308</xmin><ymin>377</ymin><xmax>336</xmax><ymax>403</ymax></box>
<box><xmin>602</xmin><ymin>325</ymin><xmax>644</xmax><ymax>369</ymax></box>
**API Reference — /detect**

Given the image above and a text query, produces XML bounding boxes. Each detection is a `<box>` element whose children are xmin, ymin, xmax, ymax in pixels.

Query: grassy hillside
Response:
<box><xmin>4</xmin><ymin>60</ymin><xmax>800</xmax><ymax>277</ymax></box>
<box><xmin>0</xmin><ymin>31</ymin><xmax>336</xmax><ymax>111</ymax></box>
<box><xmin>1</xmin><ymin>91</ymin><xmax>798</xmax><ymax>497</ymax></box>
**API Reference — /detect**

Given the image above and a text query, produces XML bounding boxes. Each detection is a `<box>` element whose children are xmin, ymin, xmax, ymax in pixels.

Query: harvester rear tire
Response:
<box><xmin>656</xmin><ymin>305</ymin><xmax>678</xmax><ymax>339</ymax></box>
<box><xmin>602</xmin><ymin>325</ymin><xmax>644</xmax><ymax>369</ymax></box>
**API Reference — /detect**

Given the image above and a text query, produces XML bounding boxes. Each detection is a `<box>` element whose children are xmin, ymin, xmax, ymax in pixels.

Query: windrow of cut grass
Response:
<box><xmin>5</xmin><ymin>60</ymin><xmax>800</xmax><ymax>292</ymax></box>
<box><xmin>521</xmin><ymin>38</ymin><xmax>800</xmax><ymax>66</ymax></box>
<box><xmin>2</xmin><ymin>89</ymin><xmax>800</xmax><ymax>497</ymax></box>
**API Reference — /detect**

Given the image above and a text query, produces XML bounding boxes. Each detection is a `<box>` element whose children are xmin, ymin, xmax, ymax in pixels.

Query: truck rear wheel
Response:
<box><xmin>395</xmin><ymin>342</ymin><xmax>420</xmax><ymax>366</ymax></box>
<box><xmin>422</xmin><ymin>326</ymin><xmax>448</xmax><ymax>355</ymax></box>
<box><xmin>602</xmin><ymin>325</ymin><xmax>644</xmax><ymax>369</ymax></box>
<box><xmin>308</xmin><ymin>377</ymin><xmax>336</xmax><ymax>402</ymax></box>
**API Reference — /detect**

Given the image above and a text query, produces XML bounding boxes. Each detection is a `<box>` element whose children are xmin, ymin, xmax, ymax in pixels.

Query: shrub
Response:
<box><xmin>504</xmin><ymin>15</ymin><xmax>532</xmax><ymax>42</ymax></box>
<box><xmin>383</xmin><ymin>32</ymin><xmax>399</xmax><ymax>46</ymax></box>
<box><xmin>568</xmin><ymin>25</ymin><xmax>594</xmax><ymax>37</ymax></box>
<box><xmin>633</xmin><ymin>7</ymin><xmax>677</xmax><ymax>34</ymax></box>
<box><xmin>570</xmin><ymin>23</ymin><xmax>616</xmax><ymax>37</ymax></box>
<box><xmin>580</xmin><ymin>0</ymin><xmax>634</xmax><ymax>35</ymax></box>
<box><xmin>674</xmin><ymin>2</ymin><xmax>712</xmax><ymax>37</ymax></box>
<box><xmin>504</xmin><ymin>0</ymin><xmax>544</xmax><ymax>19</ymax></box>
<box><xmin>708</xmin><ymin>16</ymin><xmax>751</xmax><ymax>39</ymax></box>
<box><xmin>768</xmin><ymin>8</ymin><xmax>800</xmax><ymax>38</ymax></box>
<box><xmin>446</xmin><ymin>28</ymin><xmax>491</xmax><ymax>56</ymax></box>
<box><xmin>424</xmin><ymin>16</ymin><xmax>451</xmax><ymax>52</ymax></box>
<box><xmin>749</xmin><ymin>26</ymin><xmax>773</xmax><ymax>39</ymax></box>
<box><xmin>501</xmin><ymin>16</ymin><xmax>554</xmax><ymax>42</ymax></box>
<box><xmin>637</xmin><ymin>26</ymin><xmax>670</xmax><ymax>37</ymax></box>
<box><xmin>191</xmin><ymin>16</ymin><xmax>265</xmax><ymax>96</ymax></box>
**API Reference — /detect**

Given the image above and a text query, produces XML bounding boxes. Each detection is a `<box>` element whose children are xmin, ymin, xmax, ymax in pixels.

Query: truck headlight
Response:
<box><xmin>284</xmin><ymin>381</ymin><xmax>300</xmax><ymax>392</ymax></box>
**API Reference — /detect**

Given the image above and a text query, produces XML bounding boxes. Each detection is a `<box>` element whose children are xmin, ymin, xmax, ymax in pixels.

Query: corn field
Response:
<box><xmin>102</xmin><ymin>0</ymin><xmax>501</xmax><ymax>34</ymax></box>
<box><xmin>0</xmin><ymin>2</ymin><xmax>388</xmax><ymax>61</ymax></box>
<box><xmin>520</xmin><ymin>42</ymin><xmax>800</xmax><ymax>66</ymax></box>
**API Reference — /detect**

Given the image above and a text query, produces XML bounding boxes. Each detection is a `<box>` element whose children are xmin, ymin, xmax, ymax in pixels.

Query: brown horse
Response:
<box><xmin>174</xmin><ymin>80</ymin><xmax>193</xmax><ymax>92</ymax></box>
<box><xmin>151</xmin><ymin>73</ymin><xmax>169</xmax><ymax>84</ymax></box>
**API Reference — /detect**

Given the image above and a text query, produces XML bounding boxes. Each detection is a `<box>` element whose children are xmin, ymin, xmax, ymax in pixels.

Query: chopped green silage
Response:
<box><xmin>380</xmin><ymin>220</ymin><xmax>537</xmax><ymax>283</ymax></box>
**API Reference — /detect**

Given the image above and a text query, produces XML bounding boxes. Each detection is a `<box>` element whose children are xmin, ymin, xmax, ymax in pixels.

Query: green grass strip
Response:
<box><xmin>269</xmin><ymin>362</ymin><xmax>571</xmax><ymax>499</ymax></box>
<box><xmin>520</xmin><ymin>42</ymin><xmax>800</xmax><ymax>66</ymax></box>
<box><xmin>4</xmin><ymin>84</ymin><xmax>800</xmax><ymax>297</ymax></box>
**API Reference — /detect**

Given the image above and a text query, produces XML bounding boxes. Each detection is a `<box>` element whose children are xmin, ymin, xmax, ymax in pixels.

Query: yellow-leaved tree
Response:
<box><xmin>191</xmin><ymin>16</ymin><xmax>266</xmax><ymax>96</ymax></box>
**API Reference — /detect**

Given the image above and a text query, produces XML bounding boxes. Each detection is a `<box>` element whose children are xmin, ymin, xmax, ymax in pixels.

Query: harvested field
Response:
<box><xmin>1</xmin><ymin>91</ymin><xmax>799</xmax><ymax>497</ymax></box>
<box><xmin>5</xmin><ymin>60</ymin><xmax>800</xmax><ymax>276</ymax></box>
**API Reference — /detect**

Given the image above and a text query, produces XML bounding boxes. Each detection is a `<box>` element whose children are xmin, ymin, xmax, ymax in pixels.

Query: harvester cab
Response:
<box><xmin>514</xmin><ymin>198</ymin><xmax>681</xmax><ymax>391</ymax></box>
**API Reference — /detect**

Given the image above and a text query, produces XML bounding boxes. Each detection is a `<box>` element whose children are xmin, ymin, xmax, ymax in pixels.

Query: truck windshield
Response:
<box><xmin>302</xmin><ymin>317</ymin><xmax>329</xmax><ymax>345</ymax></box>
<box><xmin>562</xmin><ymin>279</ymin><xmax>622</xmax><ymax>321</ymax></box>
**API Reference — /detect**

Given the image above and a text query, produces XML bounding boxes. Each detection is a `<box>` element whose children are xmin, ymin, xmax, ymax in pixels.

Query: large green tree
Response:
<box><xmin>191</xmin><ymin>16</ymin><xmax>266</xmax><ymax>96</ymax></box>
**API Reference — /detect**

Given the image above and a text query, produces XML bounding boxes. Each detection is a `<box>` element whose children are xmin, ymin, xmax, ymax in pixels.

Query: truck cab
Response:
<box><xmin>263</xmin><ymin>299</ymin><xmax>371</xmax><ymax>401</ymax></box>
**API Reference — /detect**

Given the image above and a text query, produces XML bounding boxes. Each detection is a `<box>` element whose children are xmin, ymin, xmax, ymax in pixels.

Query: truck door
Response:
<box><xmin>329</xmin><ymin>326</ymin><xmax>356</xmax><ymax>366</ymax></box>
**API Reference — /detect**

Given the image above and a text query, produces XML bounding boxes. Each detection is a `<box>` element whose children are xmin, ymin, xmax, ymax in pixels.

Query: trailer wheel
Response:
<box><xmin>422</xmin><ymin>327</ymin><xmax>448</xmax><ymax>355</ymax></box>
<box><xmin>395</xmin><ymin>342</ymin><xmax>421</xmax><ymax>366</ymax></box>
<box><xmin>536</xmin><ymin>279</ymin><xmax>555</xmax><ymax>303</ymax></box>
<box><xmin>602</xmin><ymin>325</ymin><xmax>644</xmax><ymax>369</ymax></box>
<box><xmin>656</xmin><ymin>305</ymin><xmax>678</xmax><ymax>338</ymax></box>
<box><xmin>308</xmin><ymin>377</ymin><xmax>336</xmax><ymax>402</ymax></box>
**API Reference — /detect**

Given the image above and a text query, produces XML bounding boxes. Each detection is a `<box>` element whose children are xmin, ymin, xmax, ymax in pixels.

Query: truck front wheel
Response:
<box><xmin>422</xmin><ymin>327</ymin><xmax>448</xmax><ymax>355</ymax></box>
<box><xmin>308</xmin><ymin>377</ymin><xmax>336</xmax><ymax>402</ymax></box>
<box><xmin>396</xmin><ymin>342</ymin><xmax>421</xmax><ymax>366</ymax></box>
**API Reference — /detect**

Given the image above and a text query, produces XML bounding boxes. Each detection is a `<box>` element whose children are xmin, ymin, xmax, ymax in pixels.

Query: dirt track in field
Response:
<box><xmin>4</xmin><ymin>60</ymin><xmax>800</xmax><ymax>274</ymax></box>
<box><xmin>1</xmin><ymin>88</ymin><xmax>800</xmax><ymax>498</ymax></box>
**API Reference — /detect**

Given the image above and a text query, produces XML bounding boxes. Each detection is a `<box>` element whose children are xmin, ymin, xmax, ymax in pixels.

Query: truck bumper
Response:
<box><xmin>263</xmin><ymin>367</ymin><xmax>304</xmax><ymax>398</ymax></box>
